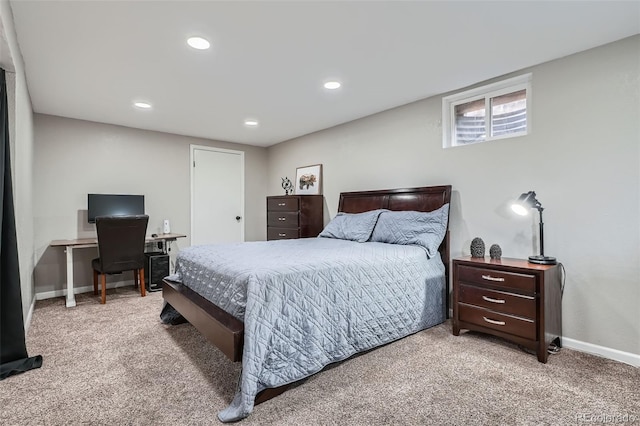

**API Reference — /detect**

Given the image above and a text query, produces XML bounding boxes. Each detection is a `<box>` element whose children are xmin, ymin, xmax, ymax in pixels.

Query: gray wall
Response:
<box><xmin>2</xmin><ymin>0</ymin><xmax>36</xmax><ymax>326</ymax></box>
<box><xmin>33</xmin><ymin>114</ymin><xmax>268</xmax><ymax>294</ymax></box>
<box><xmin>267</xmin><ymin>36</ymin><xmax>640</xmax><ymax>356</ymax></box>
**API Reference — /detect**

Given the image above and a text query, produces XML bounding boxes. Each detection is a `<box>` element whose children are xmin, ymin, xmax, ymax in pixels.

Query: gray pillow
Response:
<box><xmin>370</xmin><ymin>204</ymin><xmax>450</xmax><ymax>258</ymax></box>
<box><xmin>318</xmin><ymin>209</ymin><xmax>387</xmax><ymax>242</ymax></box>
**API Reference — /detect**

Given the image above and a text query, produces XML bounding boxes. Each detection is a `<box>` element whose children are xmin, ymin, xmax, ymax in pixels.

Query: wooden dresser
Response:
<box><xmin>266</xmin><ymin>195</ymin><xmax>323</xmax><ymax>240</ymax></box>
<box><xmin>452</xmin><ymin>256</ymin><xmax>562</xmax><ymax>363</ymax></box>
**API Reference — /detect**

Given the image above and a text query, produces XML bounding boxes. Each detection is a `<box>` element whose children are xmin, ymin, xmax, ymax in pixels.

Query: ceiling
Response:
<box><xmin>8</xmin><ymin>1</ymin><xmax>640</xmax><ymax>147</ymax></box>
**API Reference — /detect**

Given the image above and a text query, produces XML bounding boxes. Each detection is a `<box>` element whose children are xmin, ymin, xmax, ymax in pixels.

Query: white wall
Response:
<box><xmin>267</xmin><ymin>36</ymin><xmax>640</xmax><ymax>356</ymax></box>
<box><xmin>33</xmin><ymin>115</ymin><xmax>268</xmax><ymax>294</ymax></box>
<box><xmin>1</xmin><ymin>0</ymin><xmax>36</xmax><ymax>327</ymax></box>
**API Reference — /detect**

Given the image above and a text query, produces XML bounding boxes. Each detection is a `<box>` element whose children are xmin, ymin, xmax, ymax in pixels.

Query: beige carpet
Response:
<box><xmin>1</xmin><ymin>286</ymin><xmax>638</xmax><ymax>425</ymax></box>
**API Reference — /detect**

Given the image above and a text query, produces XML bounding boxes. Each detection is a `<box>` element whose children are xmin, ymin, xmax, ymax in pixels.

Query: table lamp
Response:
<box><xmin>511</xmin><ymin>191</ymin><xmax>557</xmax><ymax>265</ymax></box>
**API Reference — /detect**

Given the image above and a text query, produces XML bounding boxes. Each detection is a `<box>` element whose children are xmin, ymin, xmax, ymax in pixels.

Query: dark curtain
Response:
<box><xmin>0</xmin><ymin>68</ymin><xmax>42</xmax><ymax>379</ymax></box>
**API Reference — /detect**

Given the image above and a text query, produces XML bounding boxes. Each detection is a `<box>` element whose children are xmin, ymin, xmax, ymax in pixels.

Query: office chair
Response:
<box><xmin>92</xmin><ymin>215</ymin><xmax>149</xmax><ymax>304</ymax></box>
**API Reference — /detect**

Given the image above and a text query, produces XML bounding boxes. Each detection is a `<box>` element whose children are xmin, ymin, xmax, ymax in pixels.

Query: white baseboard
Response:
<box><xmin>24</xmin><ymin>295</ymin><xmax>36</xmax><ymax>332</ymax></box>
<box><xmin>562</xmin><ymin>337</ymin><xmax>640</xmax><ymax>367</ymax></box>
<box><xmin>36</xmin><ymin>280</ymin><xmax>132</xmax><ymax>301</ymax></box>
<box><xmin>448</xmin><ymin>308</ymin><xmax>638</xmax><ymax>367</ymax></box>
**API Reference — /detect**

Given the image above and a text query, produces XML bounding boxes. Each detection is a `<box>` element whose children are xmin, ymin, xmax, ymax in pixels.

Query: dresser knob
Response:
<box><xmin>278</xmin><ymin>217</ymin><xmax>286</xmax><ymax>221</ymax></box>
<box><xmin>278</xmin><ymin>203</ymin><xmax>286</xmax><ymax>206</ymax></box>
<box><xmin>278</xmin><ymin>233</ymin><xmax>286</xmax><ymax>237</ymax></box>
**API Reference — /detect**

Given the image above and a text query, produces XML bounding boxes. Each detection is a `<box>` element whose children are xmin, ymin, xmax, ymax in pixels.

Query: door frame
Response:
<box><xmin>190</xmin><ymin>144</ymin><xmax>245</xmax><ymax>245</ymax></box>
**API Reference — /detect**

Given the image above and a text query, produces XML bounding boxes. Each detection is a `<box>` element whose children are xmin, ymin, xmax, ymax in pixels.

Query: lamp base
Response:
<box><xmin>528</xmin><ymin>255</ymin><xmax>557</xmax><ymax>265</ymax></box>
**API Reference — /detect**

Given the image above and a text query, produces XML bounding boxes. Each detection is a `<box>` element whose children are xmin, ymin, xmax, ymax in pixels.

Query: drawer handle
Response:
<box><xmin>278</xmin><ymin>217</ymin><xmax>286</xmax><ymax>221</ymax></box>
<box><xmin>482</xmin><ymin>295</ymin><xmax>505</xmax><ymax>304</ymax></box>
<box><xmin>278</xmin><ymin>203</ymin><xmax>286</xmax><ymax>206</ymax></box>
<box><xmin>482</xmin><ymin>274</ymin><xmax>505</xmax><ymax>282</ymax></box>
<box><xmin>278</xmin><ymin>233</ymin><xmax>286</xmax><ymax>237</ymax></box>
<box><xmin>483</xmin><ymin>317</ymin><xmax>506</xmax><ymax>326</ymax></box>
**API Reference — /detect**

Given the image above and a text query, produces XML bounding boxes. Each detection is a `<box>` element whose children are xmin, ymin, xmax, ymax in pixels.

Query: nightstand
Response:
<box><xmin>452</xmin><ymin>256</ymin><xmax>562</xmax><ymax>363</ymax></box>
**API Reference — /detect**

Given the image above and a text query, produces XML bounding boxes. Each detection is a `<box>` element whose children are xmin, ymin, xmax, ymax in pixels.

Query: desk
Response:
<box><xmin>50</xmin><ymin>233</ymin><xmax>186</xmax><ymax>307</ymax></box>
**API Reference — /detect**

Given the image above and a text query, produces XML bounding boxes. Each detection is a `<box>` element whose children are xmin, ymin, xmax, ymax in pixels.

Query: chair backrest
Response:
<box><xmin>95</xmin><ymin>215</ymin><xmax>149</xmax><ymax>274</ymax></box>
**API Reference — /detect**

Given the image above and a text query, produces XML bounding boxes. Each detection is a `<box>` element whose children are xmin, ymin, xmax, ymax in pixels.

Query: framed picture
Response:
<box><xmin>295</xmin><ymin>164</ymin><xmax>322</xmax><ymax>195</ymax></box>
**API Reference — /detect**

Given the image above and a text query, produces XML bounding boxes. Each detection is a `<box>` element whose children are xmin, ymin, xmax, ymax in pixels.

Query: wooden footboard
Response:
<box><xmin>162</xmin><ymin>279</ymin><xmax>244</xmax><ymax>362</ymax></box>
<box><xmin>163</xmin><ymin>279</ymin><xmax>292</xmax><ymax>403</ymax></box>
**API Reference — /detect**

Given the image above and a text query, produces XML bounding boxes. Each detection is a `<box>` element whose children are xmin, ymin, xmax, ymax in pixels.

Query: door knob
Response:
<box><xmin>235</xmin><ymin>216</ymin><xmax>242</xmax><ymax>221</ymax></box>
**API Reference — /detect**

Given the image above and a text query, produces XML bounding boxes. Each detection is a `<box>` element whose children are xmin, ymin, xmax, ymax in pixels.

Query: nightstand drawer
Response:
<box><xmin>267</xmin><ymin>212</ymin><xmax>299</xmax><ymax>227</ymax></box>
<box><xmin>459</xmin><ymin>303</ymin><xmax>536</xmax><ymax>340</ymax></box>
<box><xmin>267</xmin><ymin>197</ymin><xmax>299</xmax><ymax>211</ymax></box>
<box><xmin>267</xmin><ymin>228</ymin><xmax>298</xmax><ymax>240</ymax></box>
<box><xmin>459</xmin><ymin>284</ymin><xmax>536</xmax><ymax>319</ymax></box>
<box><xmin>458</xmin><ymin>265</ymin><xmax>535</xmax><ymax>293</ymax></box>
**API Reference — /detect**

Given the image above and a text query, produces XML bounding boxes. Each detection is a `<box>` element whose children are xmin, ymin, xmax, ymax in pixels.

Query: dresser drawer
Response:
<box><xmin>267</xmin><ymin>197</ymin><xmax>299</xmax><ymax>212</ymax></box>
<box><xmin>459</xmin><ymin>284</ymin><xmax>536</xmax><ymax>319</ymax></box>
<box><xmin>267</xmin><ymin>228</ymin><xmax>298</xmax><ymax>240</ymax></box>
<box><xmin>458</xmin><ymin>265</ymin><xmax>535</xmax><ymax>294</ymax></box>
<box><xmin>266</xmin><ymin>195</ymin><xmax>322</xmax><ymax>240</ymax></box>
<box><xmin>459</xmin><ymin>303</ymin><xmax>536</xmax><ymax>340</ymax></box>
<box><xmin>267</xmin><ymin>212</ymin><xmax>299</xmax><ymax>227</ymax></box>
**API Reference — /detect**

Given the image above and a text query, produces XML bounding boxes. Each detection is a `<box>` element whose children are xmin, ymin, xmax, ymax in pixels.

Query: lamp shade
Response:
<box><xmin>511</xmin><ymin>191</ymin><xmax>541</xmax><ymax>215</ymax></box>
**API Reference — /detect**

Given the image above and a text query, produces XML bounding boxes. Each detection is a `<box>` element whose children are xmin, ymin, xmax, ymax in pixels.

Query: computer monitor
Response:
<box><xmin>87</xmin><ymin>194</ymin><xmax>145</xmax><ymax>223</ymax></box>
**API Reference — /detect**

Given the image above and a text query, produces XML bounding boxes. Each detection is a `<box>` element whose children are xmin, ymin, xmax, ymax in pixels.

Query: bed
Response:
<box><xmin>161</xmin><ymin>185</ymin><xmax>452</xmax><ymax>422</ymax></box>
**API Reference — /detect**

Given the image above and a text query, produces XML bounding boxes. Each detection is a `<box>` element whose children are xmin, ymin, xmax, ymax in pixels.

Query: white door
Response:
<box><xmin>191</xmin><ymin>146</ymin><xmax>244</xmax><ymax>246</ymax></box>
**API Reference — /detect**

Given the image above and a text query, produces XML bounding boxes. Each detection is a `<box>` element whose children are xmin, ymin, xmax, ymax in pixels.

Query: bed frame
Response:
<box><xmin>162</xmin><ymin>185</ymin><xmax>451</xmax><ymax>401</ymax></box>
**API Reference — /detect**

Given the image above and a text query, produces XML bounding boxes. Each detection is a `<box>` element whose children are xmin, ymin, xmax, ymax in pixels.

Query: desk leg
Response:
<box><xmin>65</xmin><ymin>246</ymin><xmax>76</xmax><ymax>307</ymax></box>
<box><xmin>164</xmin><ymin>239</ymin><xmax>174</xmax><ymax>274</ymax></box>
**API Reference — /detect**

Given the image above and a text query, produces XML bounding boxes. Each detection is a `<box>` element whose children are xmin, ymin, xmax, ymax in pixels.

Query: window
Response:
<box><xmin>442</xmin><ymin>73</ymin><xmax>531</xmax><ymax>148</ymax></box>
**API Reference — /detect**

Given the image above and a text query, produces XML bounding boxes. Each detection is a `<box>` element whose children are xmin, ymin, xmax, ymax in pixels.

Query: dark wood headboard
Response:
<box><xmin>338</xmin><ymin>185</ymin><xmax>451</xmax><ymax>214</ymax></box>
<box><xmin>338</xmin><ymin>185</ymin><xmax>452</xmax><ymax>316</ymax></box>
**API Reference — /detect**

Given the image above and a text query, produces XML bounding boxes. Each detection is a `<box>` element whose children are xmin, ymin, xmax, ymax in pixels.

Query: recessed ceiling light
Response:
<box><xmin>133</xmin><ymin>101</ymin><xmax>152</xmax><ymax>109</ymax></box>
<box><xmin>187</xmin><ymin>36</ymin><xmax>210</xmax><ymax>50</ymax></box>
<box><xmin>244</xmin><ymin>119</ymin><xmax>259</xmax><ymax>127</ymax></box>
<box><xmin>324</xmin><ymin>81</ymin><xmax>341</xmax><ymax>90</ymax></box>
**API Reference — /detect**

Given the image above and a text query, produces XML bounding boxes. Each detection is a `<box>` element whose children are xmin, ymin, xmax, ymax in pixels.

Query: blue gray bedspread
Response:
<box><xmin>165</xmin><ymin>237</ymin><xmax>445</xmax><ymax>422</ymax></box>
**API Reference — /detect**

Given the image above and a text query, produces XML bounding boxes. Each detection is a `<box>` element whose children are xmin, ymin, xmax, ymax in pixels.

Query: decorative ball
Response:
<box><xmin>470</xmin><ymin>237</ymin><xmax>485</xmax><ymax>258</ymax></box>
<box><xmin>489</xmin><ymin>244</ymin><xmax>502</xmax><ymax>259</ymax></box>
